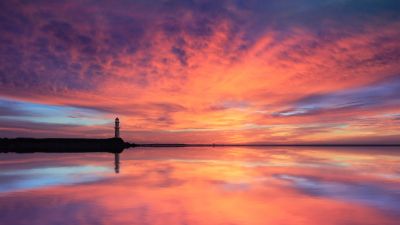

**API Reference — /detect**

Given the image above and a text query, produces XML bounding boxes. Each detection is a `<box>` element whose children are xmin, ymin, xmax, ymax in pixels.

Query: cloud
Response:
<box><xmin>273</xmin><ymin>76</ymin><xmax>400</xmax><ymax>117</ymax></box>
<box><xmin>0</xmin><ymin>0</ymin><xmax>400</xmax><ymax>143</ymax></box>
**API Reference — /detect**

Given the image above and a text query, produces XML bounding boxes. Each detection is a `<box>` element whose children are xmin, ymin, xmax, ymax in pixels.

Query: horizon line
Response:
<box><xmin>134</xmin><ymin>143</ymin><xmax>400</xmax><ymax>147</ymax></box>
<box><xmin>2</xmin><ymin>137</ymin><xmax>399</xmax><ymax>147</ymax></box>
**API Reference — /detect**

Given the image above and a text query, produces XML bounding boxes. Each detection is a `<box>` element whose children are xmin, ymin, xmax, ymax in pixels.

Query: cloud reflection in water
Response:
<box><xmin>274</xmin><ymin>174</ymin><xmax>400</xmax><ymax>211</ymax></box>
<box><xmin>0</xmin><ymin>166</ymin><xmax>108</xmax><ymax>193</ymax></box>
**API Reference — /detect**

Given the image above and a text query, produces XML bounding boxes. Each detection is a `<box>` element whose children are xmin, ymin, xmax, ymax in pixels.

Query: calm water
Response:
<box><xmin>0</xmin><ymin>146</ymin><xmax>400</xmax><ymax>225</ymax></box>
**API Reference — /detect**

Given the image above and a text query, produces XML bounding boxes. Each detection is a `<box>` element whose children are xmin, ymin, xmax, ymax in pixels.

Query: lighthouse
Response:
<box><xmin>114</xmin><ymin>117</ymin><xmax>120</xmax><ymax>138</ymax></box>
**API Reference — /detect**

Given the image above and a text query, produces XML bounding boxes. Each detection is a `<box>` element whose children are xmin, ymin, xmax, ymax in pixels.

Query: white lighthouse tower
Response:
<box><xmin>114</xmin><ymin>117</ymin><xmax>120</xmax><ymax>138</ymax></box>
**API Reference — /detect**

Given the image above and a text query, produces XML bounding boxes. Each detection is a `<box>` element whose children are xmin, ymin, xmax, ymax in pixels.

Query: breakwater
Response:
<box><xmin>0</xmin><ymin>138</ymin><xmax>133</xmax><ymax>153</ymax></box>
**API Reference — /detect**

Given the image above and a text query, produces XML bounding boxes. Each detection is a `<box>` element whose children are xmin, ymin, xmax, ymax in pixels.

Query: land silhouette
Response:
<box><xmin>0</xmin><ymin>137</ymin><xmax>130</xmax><ymax>153</ymax></box>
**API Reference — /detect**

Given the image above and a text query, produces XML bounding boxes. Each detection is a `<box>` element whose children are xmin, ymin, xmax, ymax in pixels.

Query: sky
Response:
<box><xmin>0</xmin><ymin>0</ymin><xmax>400</xmax><ymax>144</ymax></box>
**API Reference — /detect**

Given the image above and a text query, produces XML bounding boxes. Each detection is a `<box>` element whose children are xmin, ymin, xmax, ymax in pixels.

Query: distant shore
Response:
<box><xmin>1</xmin><ymin>137</ymin><xmax>399</xmax><ymax>154</ymax></box>
<box><xmin>135</xmin><ymin>143</ymin><xmax>400</xmax><ymax>147</ymax></box>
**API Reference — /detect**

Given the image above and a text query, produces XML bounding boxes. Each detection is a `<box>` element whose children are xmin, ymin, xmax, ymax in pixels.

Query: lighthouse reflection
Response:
<box><xmin>114</xmin><ymin>152</ymin><xmax>120</xmax><ymax>174</ymax></box>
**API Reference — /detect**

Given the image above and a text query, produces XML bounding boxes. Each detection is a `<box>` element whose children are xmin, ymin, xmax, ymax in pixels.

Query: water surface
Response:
<box><xmin>1</xmin><ymin>146</ymin><xmax>400</xmax><ymax>225</ymax></box>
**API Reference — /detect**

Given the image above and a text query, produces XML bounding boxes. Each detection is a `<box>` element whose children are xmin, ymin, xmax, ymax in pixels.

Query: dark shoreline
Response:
<box><xmin>135</xmin><ymin>143</ymin><xmax>400</xmax><ymax>147</ymax></box>
<box><xmin>0</xmin><ymin>138</ymin><xmax>131</xmax><ymax>153</ymax></box>
<box><xmin>1</xmin><ymin>138</ymin><xmax>399</xmax><ymax>154</ymax></box>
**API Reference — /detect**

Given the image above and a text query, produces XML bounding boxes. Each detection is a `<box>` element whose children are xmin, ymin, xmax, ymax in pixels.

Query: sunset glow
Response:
<box><xmin>1</xmin><ymin>0</ymin><xmax>399</xmax><ymax>143</ymax></box>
